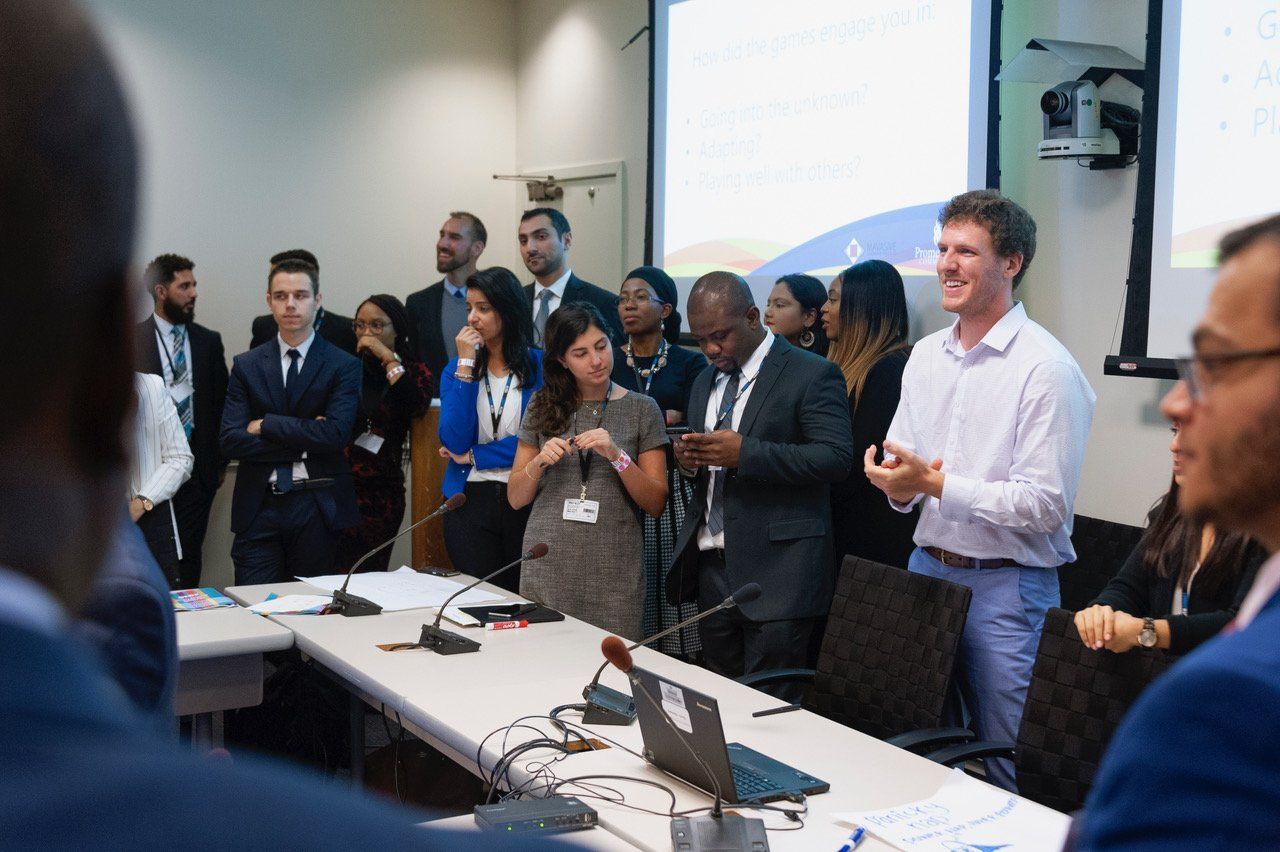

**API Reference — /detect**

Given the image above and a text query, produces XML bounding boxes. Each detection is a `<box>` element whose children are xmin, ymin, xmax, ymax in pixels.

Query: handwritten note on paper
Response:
<box><xmin>832</xmin><ymin>769</ymin><xmax>1070</xmax><ymax>851</ymax></box>
<box><xmin>297</xmin><ymin>566</ymin><xmax>505</xmax><ymax>612</ymax></box>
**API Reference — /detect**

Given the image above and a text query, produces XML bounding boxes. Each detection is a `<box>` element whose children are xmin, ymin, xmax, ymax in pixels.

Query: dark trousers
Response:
<box><xmin>172</xmin><ymin>478</ymin><xmax>217</xmax><ymax>588</ymax></box>
<box><xmin>231</xmin><ymin>488</ymin><xmax>336</xmax><ymax>586</ymax></box>
<box><xmin>442</xmin><ymin>481</ymin><xmax>531</xmax><ymax>594</ymax></box>
<box><xmin>696</xmin><ymin>549</ymin><xmax>814</xmax><ymax>702</ymax></box>
<box><xmin>136</xmin><ymin>502</ymin><xmax>181</xmax><ymax>587</ymax></box>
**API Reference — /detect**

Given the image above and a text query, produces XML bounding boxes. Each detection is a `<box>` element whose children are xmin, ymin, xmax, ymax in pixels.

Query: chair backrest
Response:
<box><xmin>1060</xmin><ymin>515</ymin><xmax>1145</xmax><ymax>612</ymax></box>
<box><xmin>808</xmin><ymin>557</ymin><xmax>972</xmax><ymax>740</ymax></box>
<box><xmin>1014</xmin><ymin>607</ymin><xmax>1178</xmax><ymax>813</ymax></box>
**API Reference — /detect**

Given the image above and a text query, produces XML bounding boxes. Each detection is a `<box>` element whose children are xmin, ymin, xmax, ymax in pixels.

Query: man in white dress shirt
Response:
<box><xmin>866</xmin><ymin>190</ymin><xmax>1096</xmax><ymax>791</ymax></box>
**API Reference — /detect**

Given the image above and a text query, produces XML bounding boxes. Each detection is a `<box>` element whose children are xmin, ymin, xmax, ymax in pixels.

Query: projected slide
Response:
<box><xmin>651</xmin><ymin>0</ymin><xmax>993</xmax><ymax>296</ymax></box>
<box><xmin>1169</xmin><ymin>2</ymin><xmax>1280</xmax><ymax>268</ymax></box>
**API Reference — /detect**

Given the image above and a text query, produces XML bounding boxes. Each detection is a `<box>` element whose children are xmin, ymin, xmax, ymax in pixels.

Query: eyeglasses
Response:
<box><xmin>1173</xmin><ymin>346</ymin><xmax>1280</xmax><ymax>401</ymax></box>
<box><xmin>353</xmin><ymin>320</ymin><xmax>392</xmax><ymax>333</ymax></box>
<box><xmin>618</xmin><ymin>293</ymin><xmax>664</xmax><ymax>307</ymax></box>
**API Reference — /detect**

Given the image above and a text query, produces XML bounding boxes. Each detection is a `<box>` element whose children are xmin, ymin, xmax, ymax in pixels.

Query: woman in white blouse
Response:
<box><xmin>131</xmin><ymin>372</ymin><xmax>193</xmax><ymax>586</ymax></box>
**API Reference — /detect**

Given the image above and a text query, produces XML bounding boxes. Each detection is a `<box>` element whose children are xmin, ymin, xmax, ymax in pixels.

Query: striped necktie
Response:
<box><xmin>170</xmin><ymin>324</ymin><xmax>194</xmax><ymax>438</ymax></box>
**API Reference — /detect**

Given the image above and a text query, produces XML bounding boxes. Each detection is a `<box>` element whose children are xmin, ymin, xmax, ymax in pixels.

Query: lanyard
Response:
<box><xmin>713</xmin><ymin>369</ymin><xmax>760</xmax><ymax>430</ymax></box>
<box><xmin>153</xmin><ymin>323</ymin><xmax>182</xmax><ymax>386</ymax></box>
<box><xmin>632</xmin><ymin>338</ymin><xmax>667</xmax><ymax>396</ymax></box>
<box><xmin>482</xmin><ymin>372</ymin><xmax>515</xmax><ymax>436</ymax></box>
<box><xmin>573</xmin><ymin>380</ymin><xmax>612</xmax><ymax>500</ymax></box>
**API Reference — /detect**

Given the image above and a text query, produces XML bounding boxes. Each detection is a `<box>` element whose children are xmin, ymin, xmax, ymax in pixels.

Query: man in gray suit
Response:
<box><xmin>668</xmin><ymin>272</ymin><xmax>853</xmax><ymax>697</ymax></box>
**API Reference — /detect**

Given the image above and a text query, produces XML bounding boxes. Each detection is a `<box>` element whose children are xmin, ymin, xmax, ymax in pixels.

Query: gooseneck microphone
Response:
<box><xmin>329</xmin><ymin>493</ymin><xmax>467</xmax><ymax>617</ymax></box>
<box><xmin>600</xmin><ymin>637</ymin><xmax>764</xmax><ymax>851</ymax></box>
<box><xmin>418</xmin><ymin>543</ymin><xmax>549</xmax><ymax>655</ymax></box>
<box><xmin>581</xmin><ymin>582</ymin><xmax>762</xmax><ymax>725</ymax></box>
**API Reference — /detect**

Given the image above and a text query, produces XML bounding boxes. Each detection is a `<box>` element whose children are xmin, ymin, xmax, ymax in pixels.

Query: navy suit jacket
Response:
<box><xmin>666</xmin><ymin>336</ymin><xmax>854</xmax><ymax>621</ymax></box>
<box><xmin>220</xmin><ymin>335</ymin><xmax>361</xmax><ymax>534</ymax></box>
<box><xmin>0</xmin><ymin>619</ymin><xmax>518</xmax><ymax>848</ymax></box>
<box><xmin>1075</xmin><ymin>585</ymin><xmax>1280</xmax><ymax>849</ymax></box>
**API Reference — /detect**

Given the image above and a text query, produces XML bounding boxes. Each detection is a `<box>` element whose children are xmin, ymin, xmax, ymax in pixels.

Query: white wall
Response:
<box><xmin>85</xmin><ymin>0</ymin><xmax>521</xmax><ymax>583</ymax></box>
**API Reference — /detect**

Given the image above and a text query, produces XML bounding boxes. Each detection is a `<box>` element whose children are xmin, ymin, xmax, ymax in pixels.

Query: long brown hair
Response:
<box><xmin>1140</xmin><ymin>477</ymin><xmax>1261</xmax><ymax>599</ymax></box>
<box><xmin>522</xmin><ymin>302</ymin><xmax>609</xmax><ymax>437</ymax></box>
<box><xmin>826</xmin><ymin>260</ymin><xmax>909</xmax><ymax>404</ymax></box>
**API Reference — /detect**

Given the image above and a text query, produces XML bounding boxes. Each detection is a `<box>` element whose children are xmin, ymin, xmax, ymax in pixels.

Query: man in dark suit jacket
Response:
<box><xmin>221</xmin><ymin>259</ymin><xmax>362</xmax><ymax>585</ymax></box>
<box><xmin>518</xmin><ymin>207</ymin><xmax>624</xmax><ymax>346</ymax></box>
<box><xmin>0</xmin><ymin>6</ymin><xmax>517</xmax><ymax>845</ymax></box>
<box><xmin>1074</xmin><ymin>215</ymin><xmax>1280</xmax><ymax>849</ymax></box>
<box><xmin>248</xmin><ymin>249</ymin><xmax>357</xmax><ymax>354</ymax></box>
<box><xmin>668</xmin><ymin>272</ymin><xmax>853</xmax><ymax>698</ymax></box>
<box><xmin>135</xmin><ymin>253</ymin><xmax>228</xmax><ymax>587</ymax></box>
<box><xmin>406</xmin><ymin>210</ymin><xmax>487</xmax><ymax>379</ymax></box>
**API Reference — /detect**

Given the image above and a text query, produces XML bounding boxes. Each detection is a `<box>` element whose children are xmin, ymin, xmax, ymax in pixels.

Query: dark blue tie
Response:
<box><xmin>707</xmin><ymin>369</ymin><xmax>740</xmax><ymax>536</ymax></box>
<box><xmin>276</xmin><ymin>349</ymin><xmax>301</xmax><ymax>492</ymax></box>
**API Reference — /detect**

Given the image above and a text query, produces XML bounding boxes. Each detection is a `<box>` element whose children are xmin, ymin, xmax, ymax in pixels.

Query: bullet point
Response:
<box><xmin>1219</xmin><ymin>121</ymin><xmax>1227</xmax><ymax>130</ymax></box>
<box><xmin>1222</xmin><ymin>74</ymin><xmax>1230</xmax><ymax>83</ymax></box>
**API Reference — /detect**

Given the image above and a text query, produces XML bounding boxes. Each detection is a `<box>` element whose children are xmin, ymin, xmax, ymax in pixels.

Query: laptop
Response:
<box><xmin>630</xmin><ymin>667</ymin><xmax>829</xmax><ymax>805</ymax></box>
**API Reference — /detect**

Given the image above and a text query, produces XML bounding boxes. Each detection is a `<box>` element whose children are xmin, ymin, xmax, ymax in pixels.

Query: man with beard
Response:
<box><xmin>1075</xmin><ymin>214</ymin><xmax>1280</xmax><ymax>849</ymax></box>
<box><xmin>519</xmin><ymin>207</ymin><xmax>623</xmax><ymax>346</ymax></box>
<box><xmin>135</xmin><ymin>254</ymin><xmax>227</xmax><ymax>588</ymax></box>
<box><xmin>249</xmin><ymin>249</ymin><xmax>357</xmax><ymax>355</ymax></box>
<box><xmin>406</xmin><ymin>211</ymin><xmax>487</xmax><ymax>380</ymax></box>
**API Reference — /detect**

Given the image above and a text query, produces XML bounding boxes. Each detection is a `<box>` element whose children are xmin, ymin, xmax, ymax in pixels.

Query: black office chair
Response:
<box><xmin>1059</xmin><ymin>515</ymin><xmax>1144</xmax><ymax>612</ymax></box>
<box><xmin>739</xmin><ymin>556</ymin><xmax>972</xmax><ymax>741</ymax></box>
<box><xmin>906</xmin><ymin>607</ymin><xmax>1178</xmax><ymax>813</ymax></box>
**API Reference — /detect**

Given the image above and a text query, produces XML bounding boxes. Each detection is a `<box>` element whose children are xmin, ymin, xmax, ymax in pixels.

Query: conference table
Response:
<box><xmin>226</xmin><ymin>577</ymin><xmax>1066</xmax><ymax>850</ymax></box>
<box><xmin>174</xmin><ymin>604</ymin><xmax>295</xmax><ymax>747</ymax></box>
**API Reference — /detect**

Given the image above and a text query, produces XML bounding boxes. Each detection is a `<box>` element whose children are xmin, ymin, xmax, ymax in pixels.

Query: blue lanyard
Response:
<box><xmin>482</xmin><ymin>371</ymin><xmax>514</xmax><ymax>436</ymax></box>
<box><xmin>633</xmin><ymin>338</ymin><xmax>667</xmax><ymax>396</ymax></box>
<box><xmin>714</xmin><ymin>370</ymin><xmax>759</xmax><ymax>429</ymax></box>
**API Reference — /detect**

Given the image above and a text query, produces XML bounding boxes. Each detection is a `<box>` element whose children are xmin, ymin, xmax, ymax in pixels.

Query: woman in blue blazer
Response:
<box><xmin>438</xmin><ymin>267</ymin><xmax>543</xmax><ymax>591</ymax></box>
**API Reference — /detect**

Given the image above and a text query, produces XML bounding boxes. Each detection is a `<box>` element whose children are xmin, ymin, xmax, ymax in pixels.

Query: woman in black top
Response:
<box><xmin>821</xmin><ymin>260</ymin><xmax>917</xmax><ymax>570</ymax></box>
<box><xmin>337</xmin><ymin>294</ymin><xmax>435</xmax><ymax>572</ymax></box>
<box><xmin>1075</xmin><ymin>422</ymin><xmax>1266</xmax><ymax>654</ymax></box>
<box><xmin>610</xmin><ymin>266</ymin><xmax>706</xmax><ymax>656</ymax></box>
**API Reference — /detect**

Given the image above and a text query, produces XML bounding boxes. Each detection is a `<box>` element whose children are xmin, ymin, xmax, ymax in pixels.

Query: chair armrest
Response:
<box><xmin>735</xmin><ymin>668</ymin><xmax>816</xmax><ymax>689</ymax></box>
<box><xmin>885</xmin><ymin>727</ymin><xmax>976</xmax><ymax>753</ymax></box>
<box><xmin>925</xmin><ymin>740</ymin><xmax>1016</xmax><ymax>766</ymax></box>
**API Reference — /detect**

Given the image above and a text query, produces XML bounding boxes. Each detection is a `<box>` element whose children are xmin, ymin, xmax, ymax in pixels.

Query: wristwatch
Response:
<box><xmin>1138</xmin><ymin>617</ymin><xmax>1158</xmax><ymax>648</ymax></box>
<box><xmin>136</xmin><ymin>495</ymin><xmax>154</xmax><ymax>513</ymax></box>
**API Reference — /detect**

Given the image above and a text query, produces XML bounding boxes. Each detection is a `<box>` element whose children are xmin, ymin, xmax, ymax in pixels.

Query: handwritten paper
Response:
<box><xmin>832</xmin><ymin>768</ymin><xmax>1070</xmax><ymax>851</ymax></box>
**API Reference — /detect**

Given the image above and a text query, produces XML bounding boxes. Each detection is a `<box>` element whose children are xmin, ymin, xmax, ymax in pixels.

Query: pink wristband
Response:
<box><xmin>386</xmin><ymin>364</ymin><xmax>406</xmax><ymax>381</ymax></box>
<box><xmin>611</xmin><ymin>450</ymin><xmax>632</xmax><ymax>473</ymax></box>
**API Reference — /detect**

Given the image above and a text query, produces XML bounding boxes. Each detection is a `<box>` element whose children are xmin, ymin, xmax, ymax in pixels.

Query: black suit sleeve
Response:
<box><xmin>737</xmin><ymin>358</ymin><xmax>854</xmax><ymax>485</ymax></box>
<box><xmin>1088</xmin><ymin>541</ymin><xmax>1152</xmax><ymax>615</ymax></box>
<box><xmin>219</xmin><ymin>361</ymin><xmax>303</xmax><ymax>464</ymax></box>
<box><xmin>209</xmin><ymin>332</ymin><xmax>229</xmax><ymax>473</ymax></box>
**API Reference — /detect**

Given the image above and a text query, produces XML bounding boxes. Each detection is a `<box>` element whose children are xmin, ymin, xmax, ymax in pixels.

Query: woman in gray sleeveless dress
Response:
<box><xmin>508</xmin><ymin>303</ymin><xmax>668</xmax><ymax>640</ymax></box>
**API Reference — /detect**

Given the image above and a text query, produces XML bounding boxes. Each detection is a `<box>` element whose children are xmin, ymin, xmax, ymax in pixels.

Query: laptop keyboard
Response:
<box><xmin>730</xmin><ymin>763</ymin><xmax>777</xmax><ymax>799</ymax></box>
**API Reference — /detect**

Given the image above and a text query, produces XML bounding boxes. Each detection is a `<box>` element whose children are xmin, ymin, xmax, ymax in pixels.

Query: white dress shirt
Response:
<box><xmin>468</xmin><ymin>370</ymin><xmax>523</xmax><ymax>483</ymax></box>
<box><xmin>269</xmin><ymin>331</ymin><xmax>315</xmax><ymax>484</ymax></box>
<box><xmin>885</xmin><ymin>302</ymin><xmax>1096</xmax><ymax>567</ymax></box>
<box><xmin>131</xmin><ymin>373</ymin><xmax>195</xmax><ymax>557</ymax></box>
<box><xmin>530</xmin><ymin>268</ymin><xmax>572</xmax><ymax>323</ymax></box>
<box><xmin>152</xmin><ymin>312</ymin><xmax>195</xmax><ymax>416</ymax></box>
<box><xmin>697</xmin><ymin>329</ymin><xmax>775</xmax><ymax>551</ymax></box>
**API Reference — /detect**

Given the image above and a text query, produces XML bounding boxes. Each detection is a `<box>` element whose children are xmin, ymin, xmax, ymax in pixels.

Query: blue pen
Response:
<box><xmin>836</xmin><ymin>826</ymin><xmax>865</xmax><ymax>852</ymax></box>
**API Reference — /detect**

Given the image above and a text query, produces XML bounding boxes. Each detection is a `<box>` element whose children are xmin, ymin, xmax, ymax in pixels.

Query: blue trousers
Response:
<box><xmin>908</xmin><ymin>547</ymin><xmax>1058</xmax><ymax>792</ymax></box>
<box><xmin>231</xmin><ymin>489</ymin><xmax>336</xmax><ymax>586</ymax></box>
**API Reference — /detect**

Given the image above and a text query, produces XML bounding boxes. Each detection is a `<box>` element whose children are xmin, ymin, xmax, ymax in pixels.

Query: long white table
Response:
<box><xmin>227</xmin><ymin>579</ymin><xmax>1066</xmax><ymax>850</ymax></box>
<box><xmin>174</xmin><ymin>604</ymin><xmax>295</xmax><ymax>747</ymax></box>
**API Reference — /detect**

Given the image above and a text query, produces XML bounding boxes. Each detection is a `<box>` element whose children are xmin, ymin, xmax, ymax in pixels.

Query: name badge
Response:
<box><xmin>353</xmin><ymin>431</ymin><xmax>385</xmax><ymax>454</ymax></box>
<box><xmin>563</xmin><ymin>498</ymin><xmax>600</xmax><ymax>524</ymax></box>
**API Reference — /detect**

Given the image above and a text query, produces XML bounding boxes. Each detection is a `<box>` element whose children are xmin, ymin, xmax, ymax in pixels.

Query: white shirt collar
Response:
<box><xmin>153</xmin><ymin>311</ymin><xmax>179</xmax><ymax>336</ymax></box>
<box><xmin>536</xmin><ymin>268</ymin><xmax>573</xmax><ymax>300</ymax></box>
<box><xmin>443</xmin><ymin>277</ymin><xmax>466</xmax><ymax>299</ymax></box>
<box><xmin>0</xmin><ymin>565</ymin><xmax>67</xmax><ymax>636</ymax></box>
<box><xmin>278</xmin><ymin>329</ymin><xmax>317</xmax><ymax>360</ymax></box>
<box><xmin>943</xmin><ymin>301</ymin><xmax>1028</xmax><ymax>356</ymax></box>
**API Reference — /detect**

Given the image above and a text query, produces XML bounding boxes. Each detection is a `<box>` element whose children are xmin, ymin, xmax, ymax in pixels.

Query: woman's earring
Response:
<box><xmin>799</xmin><ymin>328</ymin><xmax>815</xmax><ymax>348</ymax></box>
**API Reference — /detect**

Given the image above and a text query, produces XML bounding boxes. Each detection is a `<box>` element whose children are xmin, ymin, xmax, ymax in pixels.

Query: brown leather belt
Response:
<box><xmin>923</xmin><ymin>546</ymin><xmax>1021</xmax><ymax>570</ymax></box>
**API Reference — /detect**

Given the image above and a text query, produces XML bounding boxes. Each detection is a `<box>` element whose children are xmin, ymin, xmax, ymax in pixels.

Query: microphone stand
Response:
<box><xmin>582</xmin><ymin>591</ymin><xmax>745</xmax><ymax>725</ymax></box>
<box><xmin>417</xmin><ymin>545</ymin><xmax>546</xmax><ymax>655</ymax></box>
<box><xmin>329</xmin><ymin>494</ymin><xmax>464</xmax><ymax>617</ymax></box>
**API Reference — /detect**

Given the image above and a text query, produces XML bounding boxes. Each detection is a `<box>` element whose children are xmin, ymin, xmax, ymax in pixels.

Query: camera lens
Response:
<box><xmin>1040</xmin><ymin>90</ymin><xmax>1068</xmax><ymax>116</ymax></box>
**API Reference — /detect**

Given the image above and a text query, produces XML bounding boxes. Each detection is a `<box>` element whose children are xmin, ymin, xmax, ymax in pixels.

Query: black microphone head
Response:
<box><xmin>731</xmin><ymin>582</ymin><xmax>762</xmax><ymax>606</ymax></box>
<box><xmin>601</xmin><ymin>635</ymin><xmax>633</xmax><ymax>673</ymax></box>
<box><xmin>444</xmin><ymin>493</ymin><xmax>466</xmax><ymax>511</ymax></box>
<box><xmin>527</xmin><ymin>542</ymin><xmax>549</xmax><ymax>560</ymax></box>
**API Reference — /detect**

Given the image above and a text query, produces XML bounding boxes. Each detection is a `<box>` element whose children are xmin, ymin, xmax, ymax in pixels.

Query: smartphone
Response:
<box><xmin>422</xmin><ymin>566</ymin><xmax>460</xmax><ymax>577</ymax></box>
<box><xmin>665</xmin><ymin>425</ymin><xmax>696</xmax><ymax>436</ymax></box>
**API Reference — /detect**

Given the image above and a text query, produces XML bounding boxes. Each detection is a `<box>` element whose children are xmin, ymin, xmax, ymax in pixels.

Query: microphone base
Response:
<box><xmin>418</xmin><ymin>624</ymin><xmax>481</xmax><ymax>655</ymax></box>
<box><xmin>330</xmin><ymin>589</ymin><xmax>383</xmax><ymax>617</ymax></box>
<box><xmin>671</xmin><ymin>814</ymin><xmax>768</xmax><ymax>852</ymax></box>
<box><xmin>581</xmin><ymin>683</ymin><xmax>636</xmax><ymax>726</ymax></box>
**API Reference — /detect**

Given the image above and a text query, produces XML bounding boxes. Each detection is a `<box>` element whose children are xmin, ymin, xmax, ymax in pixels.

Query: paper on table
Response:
<box><xmin>832</xmin><ymin>768</ymin><xmax>1070</xmax><ymax>851</ymax></box>
<box><xmin>248</xmin><ymin>594</ymin><xmax>332</xmax><ymax>615</ymax></box>
<box><xmin>297</xmin><ymin>566</ymin><xmax>505</xmax><ymax>612</ymax></box>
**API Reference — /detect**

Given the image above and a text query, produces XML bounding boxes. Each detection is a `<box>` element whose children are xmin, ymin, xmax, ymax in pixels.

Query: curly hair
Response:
<box><xmin>522</xmin><ymin>301</ymin><xmax>610</xmax><ymax>437</ymax></box>
<box><xmin>939</xmin><ymin>189</ymin><xmax>1037</xmax><ymax>287</ymax></box>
